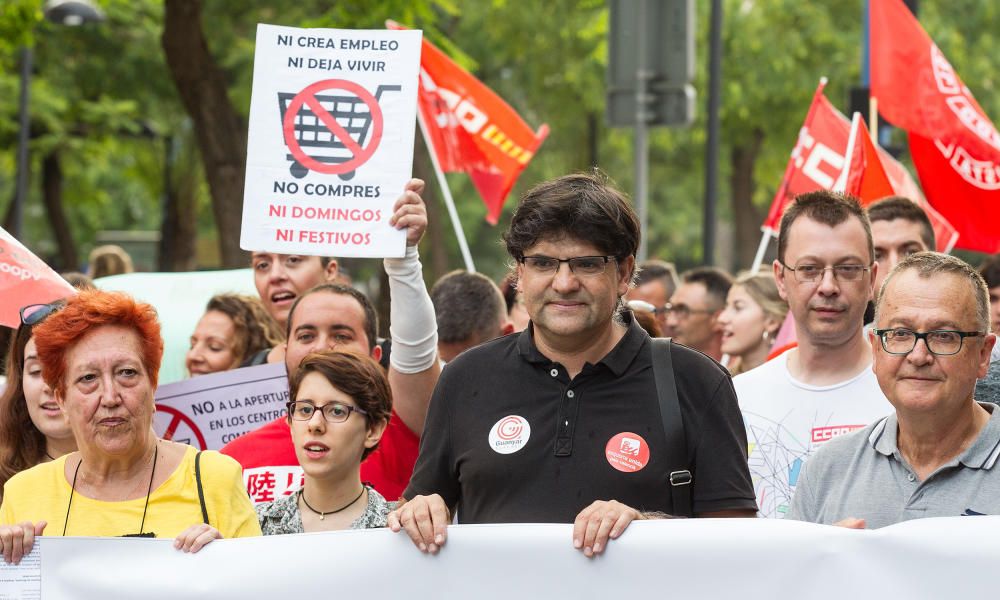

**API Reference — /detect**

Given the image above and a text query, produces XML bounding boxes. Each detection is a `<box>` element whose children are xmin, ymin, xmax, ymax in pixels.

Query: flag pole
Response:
<box><xmin>416</xmin><ymin>110</ymin><xmax>476</xmax><ymax>273</ymax></box>
<box><xmin>869</xmin><ymin>96</ymin><xmax>878</xmax><ymax>140</ymax></box>
<box><xmin>833</xmin><ymin>113</ymin><xmax>862</xmax><ymax>193</ymax></box>
<box><xmin>750</xmin><ymin>229</ymin><xmax>773</xmax><ymax>274</ymax></box>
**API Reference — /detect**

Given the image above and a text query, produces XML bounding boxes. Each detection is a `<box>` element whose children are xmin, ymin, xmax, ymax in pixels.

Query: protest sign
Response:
<box><xmin>0</xmin><ymin>225</ymin><xmax>75</xmax><ymax>328</ymax></box>
<box><xmin>241</xmin><ymin>24</ymin><xmax>422</xmax><ymax>258</ymax></box>
<box><xmin>153</xmin><ymin>362</ymin><xmax>289</xmax><ymax>450</ymax></box>
<box><xmin>30</xmin><ymin>517</ymin><xmax>1000</xmax><ymax>599</ymax></box>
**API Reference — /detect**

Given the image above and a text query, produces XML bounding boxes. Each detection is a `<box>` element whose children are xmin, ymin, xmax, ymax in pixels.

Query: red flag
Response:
<box><xmin>387</xmin><ymin>21</ymin><xmax>549</xmax><ymax>224</ymax></box>
<box><xmin>836</xmin><ymin>115</ymin><xmax>896</xmax><ymax>201</ymax></box>
<box><xmin>0</xmin><ymin>226</ymin><xmax>75</xmax><ymax>328</ymax></box>
<box><xmin>870</xmin><ymin>0</ymin><xmax>1000</xmax><ymax>252</ymax></box>
<box><xmin>763</xmin><ymin>80</ymin><xmax>958</xmax><ymax>252</ymax></box>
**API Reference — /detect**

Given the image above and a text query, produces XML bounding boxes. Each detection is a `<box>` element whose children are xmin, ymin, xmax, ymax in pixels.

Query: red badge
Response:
<box><xmin>605</xmin><ymin>432</ymin><xmax>650</xmax><ymax>473</ymax></box>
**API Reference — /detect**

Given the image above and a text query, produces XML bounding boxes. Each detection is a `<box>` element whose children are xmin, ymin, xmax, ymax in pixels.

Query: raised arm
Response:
<box><xmin>384</xmin><ymin>179</ymin><xmax>441</xmax><ymax>435</ymax></box>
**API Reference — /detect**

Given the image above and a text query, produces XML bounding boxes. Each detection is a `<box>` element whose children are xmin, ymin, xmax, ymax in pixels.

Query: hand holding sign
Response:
<box><xmin>390</xmin><ymin>178</ymin><xmax>428</xmax><ymax>247</ymax></box>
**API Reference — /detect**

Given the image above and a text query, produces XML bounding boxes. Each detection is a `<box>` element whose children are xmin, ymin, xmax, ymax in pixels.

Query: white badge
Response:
<box><xmin>488</xmin><ymin>415</ymin><xmax>531</xmax><ymax>455</ymax></box>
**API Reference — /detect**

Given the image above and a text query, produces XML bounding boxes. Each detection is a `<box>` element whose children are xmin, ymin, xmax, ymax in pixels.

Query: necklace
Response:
<box><xmin>299</xmin><ymin>485</ymin><xmax>366</xmax><ymax>521</ymax></box>
<box><xmin>63</xmin><ymin>443</ymin><xmax>158</xmax><ymax>537</ymax></box>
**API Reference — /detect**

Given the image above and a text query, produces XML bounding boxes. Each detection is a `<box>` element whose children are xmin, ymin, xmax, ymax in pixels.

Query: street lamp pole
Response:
<box><xmin>11</xmin><ymin>0</ymin><xmax>104</xmax><ymax>240</ymax></box>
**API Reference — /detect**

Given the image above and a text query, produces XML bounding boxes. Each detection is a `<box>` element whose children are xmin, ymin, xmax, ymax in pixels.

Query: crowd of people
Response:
<box><xmin>2</xmin><ymin>171</ymin><xmax>999</xmax><ymax>565</ymax></box>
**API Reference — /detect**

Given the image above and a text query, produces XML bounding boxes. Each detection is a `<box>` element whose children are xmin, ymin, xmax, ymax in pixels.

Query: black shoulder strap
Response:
<box><xmin>650</xmin><ymin>338</ymin><xmax>693</xmax><ymax>517</ymax></box>
<box><xmin>195</xmin><ymin>451</ymin><xmax>210</xmax><ymax>525</ymax></box>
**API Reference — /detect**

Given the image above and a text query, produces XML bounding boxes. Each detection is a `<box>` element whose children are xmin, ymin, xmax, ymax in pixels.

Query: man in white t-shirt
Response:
<box><xmin>734</xmin><ymin>191</ymin><xmax>893</xmax><ymax>518</ymax></box>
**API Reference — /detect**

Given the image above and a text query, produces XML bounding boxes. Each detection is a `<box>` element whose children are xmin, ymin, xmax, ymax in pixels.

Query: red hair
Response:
<box><xmin>33</xmin><ymin>290</ymin><xmax>164</xmax><ymax>394</ymax></box>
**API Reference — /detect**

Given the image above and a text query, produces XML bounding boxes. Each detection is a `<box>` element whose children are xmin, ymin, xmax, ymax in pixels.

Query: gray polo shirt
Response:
<box><xmin>787</xmin><ymin>403</ymin><xmax>1000</xmax><ymax>528</ymax></box>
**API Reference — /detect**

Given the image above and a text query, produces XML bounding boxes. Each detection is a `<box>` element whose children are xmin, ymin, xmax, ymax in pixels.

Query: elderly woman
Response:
<box><xmin>256</xmin><ymin>351</ymin><xmax>393</xmax><ymax>534</ymax></box>
<box><xmin>0</xmin><ymin>290</ymin><xmax>260</xmax><ymax>564</ymax></box>
<box><xmin>717</xmin><ymin>272</ymin><xmax>789</xmax><ymax>375</ymax></box>
<box><xmin>0</xmin><ymin>302</ymin><xmax>77</xmax><ymax>494</ymax></box>
<box><xmin>186</xmin><ymin>293</ymin><xmax>284</xmax><ymax>375</ymax></box>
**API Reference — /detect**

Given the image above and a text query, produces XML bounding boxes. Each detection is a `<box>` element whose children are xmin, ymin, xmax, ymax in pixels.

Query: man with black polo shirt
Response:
<box><xmin>388</xmin><ymin>172</ymin><xmax>757</xmax><ymax>557</ymax></box>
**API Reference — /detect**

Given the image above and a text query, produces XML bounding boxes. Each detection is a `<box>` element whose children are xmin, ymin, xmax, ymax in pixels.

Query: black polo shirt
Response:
<box><xmin>404</xmin><ymin>314</ymin><xmax>757</xmax><ymax>523</ymax></box>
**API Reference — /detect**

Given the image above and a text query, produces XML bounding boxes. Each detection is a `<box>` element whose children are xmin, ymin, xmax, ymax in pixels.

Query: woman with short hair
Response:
<box><xmin>256</xmin><ymin>350</ymin><xmax>393</xmax><ymax>534</ymax></box>
<box><xmin>0</xmin><ymin>290</ymin><xmax>260</xmax><ymax>564</ymax></box>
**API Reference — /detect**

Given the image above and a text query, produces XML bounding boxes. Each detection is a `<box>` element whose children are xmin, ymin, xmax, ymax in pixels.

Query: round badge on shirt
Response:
<box><xmin>488</xmin><ymin>415</ymin><xmax>531</xmax><ymax>454</ymax></box>
<box><xmin>605</xmin><ymin>432</ymin><xmax>650</xmax><ymax>472</ymax></box>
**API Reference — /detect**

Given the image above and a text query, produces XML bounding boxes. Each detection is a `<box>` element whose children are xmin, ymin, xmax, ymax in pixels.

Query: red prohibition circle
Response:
<box><xmin>282</xmin><ymin>79</ymin><xmax>384</xmax><ymax>175</ymax></box>
<box><xmin>155</xmin><ymin>404</ymin><xmax>208</xmax><ymax>450</ymax></box>
<box><xmin>497</xmin><ymin>416</ymin><xmax>523</xmax><ymax>440</ymax></box>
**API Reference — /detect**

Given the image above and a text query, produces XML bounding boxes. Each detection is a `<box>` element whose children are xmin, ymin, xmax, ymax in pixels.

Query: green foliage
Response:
<box><xmin>0</xmin><ymin>0</ymin><xmax>999</xmax><ymax>274</ymax></box>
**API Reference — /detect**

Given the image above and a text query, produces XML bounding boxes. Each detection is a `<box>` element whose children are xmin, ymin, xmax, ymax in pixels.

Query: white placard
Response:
<box><xmin>153</xmin><ymin>362</ymin><xmax>289</xmax><ymax>450</ymax></box>
<box><xmin>240</xmin><ymin>24</ymin><xmax>422</xmax><ymax>258</ymax></box>
<box><xmin>30</xmin><ymin>517</ymin><xmax>1000</xmax><ymax>599</ymax></box>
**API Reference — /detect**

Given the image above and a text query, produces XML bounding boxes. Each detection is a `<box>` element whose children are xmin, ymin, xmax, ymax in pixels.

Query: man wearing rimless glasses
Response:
<box><xmin>735</xmin><ymin>192</ymin><xmax>893</xmax><ymax>519</ymax></box>
<box><xmin>788</xmin><ymin>252</ymin><xmax>1000</xmax><ymax>527</ymax></box>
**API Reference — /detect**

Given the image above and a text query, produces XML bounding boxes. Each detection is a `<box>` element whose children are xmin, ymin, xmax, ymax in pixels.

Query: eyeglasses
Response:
<box><xmin>780</xmin><ymin>262</ymin><xmax>871</xmax><ymax>283</ymax></box>
<box><xmin>872</xmin><ymin>328</ymin><xmax>985</xmax><ymax>356</ymax></box>
<box><xmin>662</xmin><ymin>303</ymin><xmax>716</xmax><ymax>319</ymax></box>
<box><xmin>20</xmin><ymin>301</ymin><xmax>63</xmax><ymax>326</ymax></box>
<box><xmin>287</xmin><ymin>400</ymin><xmax>368</xmax><ymax>423</ymax></box>
<box><xmin>519</xmin><ymin>255</ymin><xmax>616</xmax><ymax>277</ymax></box>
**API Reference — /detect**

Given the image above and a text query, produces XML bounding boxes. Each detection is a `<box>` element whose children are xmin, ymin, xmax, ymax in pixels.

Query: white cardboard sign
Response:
<box><xmin>240</xmin><ymin>24</ymin><xmax>422</xmax><ymax>258</ymax></box>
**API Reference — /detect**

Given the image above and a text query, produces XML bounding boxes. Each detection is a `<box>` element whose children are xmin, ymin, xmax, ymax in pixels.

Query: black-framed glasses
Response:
<box><xmin>519</xmin><ymin>255</ymin><xmax>616</xmax><ymax>277</ymax></box>
<box><xmin>780</xmin><ymin>262</ymin><xmax>871</xmax><ymax>283</ymax></box>
<box><xmin>662</xmin><ymin>303</ymin><xmax>716</xmax><ymax>319</ymax></box>
<box><xmin>873</xmin><ymin>328</ymin><xmax>985</xmax><ymax>356</ymax></box>
<box><xmin>287</xmin><ymin>400</ymin><xmax>368</xmax><ymax>423</ymax></box>
<box><xmin>20</xmin><ymin>301</ymin><xmax>63</xmax><ymax>327</ymax></box>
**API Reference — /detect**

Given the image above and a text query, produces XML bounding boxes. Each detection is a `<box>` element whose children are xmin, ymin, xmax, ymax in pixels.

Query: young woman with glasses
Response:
<box><xmin>0</xmin><ymin>301</ymin><xmax>77</xmax><ymax>497</ymax></box>
<box><xmin>256</xmin><ymin>350</ymin><xmax>394</xmax><ymax>534</ymax></box>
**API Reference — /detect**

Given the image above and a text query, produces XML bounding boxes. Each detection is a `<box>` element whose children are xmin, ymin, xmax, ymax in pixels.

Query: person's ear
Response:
<box><xmin>773</xmin><ymin>260</ymin><xmax>789</xmax><ymax>301</ymax></box>
<box><xmin>868</xmin><ymin>261</ymin><xmax>879</xmax><ymax>302</ymax></box>
<box><xmin>324</xmin><ymin>259</ymin><xmax>339</xmax><ymax>282</ymax></box>
<box><xmin>365</xmin><ymin>417</ymin><xmax>389</xmax><ymax>449</ymax></box>
<box><xmin>617</xmin><ymin>255</ymin><xmax>636</xmax><ymax>295</ymax></box>
<box><xmin>978</xmin><ymin>334</ymin><xmax>996</xmax><ymax>379</ymax></box>
<box><xmin>370</xmin><ymin>343</ymin><xmax>383</xmax><ymax>363</ymax></box>
<box><xmin>500</xmin><ymin>320</ymin><xmax>515</xmax><ymax>337</ymax></box>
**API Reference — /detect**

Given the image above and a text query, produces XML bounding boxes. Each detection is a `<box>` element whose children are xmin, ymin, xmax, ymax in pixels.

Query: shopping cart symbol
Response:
<box><xmin>279</xmin><ymin>79</ymin><xmax>401</xmax><ymax>180</ymax></box>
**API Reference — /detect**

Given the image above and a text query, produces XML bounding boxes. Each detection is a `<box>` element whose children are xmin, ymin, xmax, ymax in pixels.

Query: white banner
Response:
<box><xmin>153</xmin><ymin>362</ymin><xmax>289</xmax><ymax>450</ymax></box>
<box><xmin>240</xmin><ymin>24</ymin><xmax>422</xmax><ymax>258</ymax></box>
<box><xmin>14</xmin><ymin>517</ymin><xmax>1000</xmax><ymax>599</ymax></box>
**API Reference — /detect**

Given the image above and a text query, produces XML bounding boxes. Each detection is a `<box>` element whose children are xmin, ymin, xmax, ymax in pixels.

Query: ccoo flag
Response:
<box><xmin>870</xmin><ymin>0</ymin><xmax>1000</xmax><ymax>252</ymax></box>
<box><xmin>0</xmin><ymin>226</ymin><xmax>75</xmax><ymax>328</ymax></box>
<box><xmin>834</xmin><ymin>114</ymin><xmax>896</xmax><ymax>202</ymax></box>
<box><xmin>387</xmin><ymin>21</ymin><xmax>549</xmax><ymax>224</ymax></box>
<box><xmin>763</xmin><ymin>79</ymin><xmax>957</xmax><ymax>251</ymax></box>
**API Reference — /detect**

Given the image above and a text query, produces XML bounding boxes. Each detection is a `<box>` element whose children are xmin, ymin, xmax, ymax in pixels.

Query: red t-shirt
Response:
<box><xmin>220</xmin><ymin>410</ymin><xmax>419</xmax><ymax>504</ymax></box>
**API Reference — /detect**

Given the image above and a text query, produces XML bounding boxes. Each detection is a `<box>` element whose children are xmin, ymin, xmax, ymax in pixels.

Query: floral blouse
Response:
<box><xmin>256</xmin><ymin>486</ymin><xmax>392</xmax><ymax>535</ymax></box>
